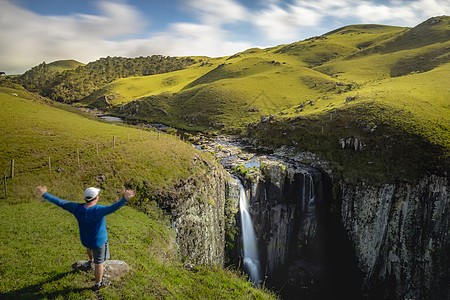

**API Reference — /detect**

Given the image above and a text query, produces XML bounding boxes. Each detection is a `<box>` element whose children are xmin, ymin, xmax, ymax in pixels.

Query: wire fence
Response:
<box><xmin>1</xmin><ymin>128</ymin><xmax>184</xmax><ymax>199</ymax></box>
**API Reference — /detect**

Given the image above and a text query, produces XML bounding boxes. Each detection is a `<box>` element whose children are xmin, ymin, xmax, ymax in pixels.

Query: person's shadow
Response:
<box><xmin>0</xmin><ymin>269</ymin><xmax>91</xmax><ymax>299</ymax></box>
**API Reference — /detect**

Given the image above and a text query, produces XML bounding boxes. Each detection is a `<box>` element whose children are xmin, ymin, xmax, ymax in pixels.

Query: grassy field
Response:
<box><xmin>0</xmin><ymin>86</ymin><xmax>276</xmax><ymax>299</ymax></box>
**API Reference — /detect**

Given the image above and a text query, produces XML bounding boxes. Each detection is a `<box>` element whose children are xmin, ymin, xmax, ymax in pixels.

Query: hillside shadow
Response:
<box><xmin>0</xmin><ymin>270</ymin><xmax>91</xmax><ymax>299</ymax></box>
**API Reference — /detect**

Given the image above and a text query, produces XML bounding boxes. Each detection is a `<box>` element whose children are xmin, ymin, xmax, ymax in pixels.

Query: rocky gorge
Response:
<box><xmin>148</xmin><ymin>135</ymin><xmax>448</xmax><ymax>299</ymax></box>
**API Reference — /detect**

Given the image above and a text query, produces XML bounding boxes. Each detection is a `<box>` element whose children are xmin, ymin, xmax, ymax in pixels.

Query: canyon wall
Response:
<box><xmin>154</xmin><ymin>147</ymin><xmax>448</xmax><ymax>299</ymax></box>
<box><xmin>340</xmin><ymin>175</ymin><xmax>449</xmax><ymax>299</ymax></box>
<box><xmin>236</xmin><ymin>157</ymin><xmax>448</xmax><ymax>299</ymax></box>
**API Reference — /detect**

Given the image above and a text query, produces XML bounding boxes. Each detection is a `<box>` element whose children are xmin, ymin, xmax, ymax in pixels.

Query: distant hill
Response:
<box><xmin>47</xmin><ymin>59</ymin><xmax>85</xmax><ymax>72</ymax></box>
<box><xmin>17</xmin><ymin>56</ymin><xmax>196</xmax><ymax>102</ymax></box>
<box><xmin>84</xmin><ymin>17</ymin><xmax>448</xmax><ymax>128</ymax></box>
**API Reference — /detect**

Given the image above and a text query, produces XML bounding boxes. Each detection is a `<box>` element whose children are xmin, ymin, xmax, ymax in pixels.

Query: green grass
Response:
<box><xmin>0</xmin><ymin>87</ymin><xmax>277</xmax><ymax>299</ymax></box>
<box><xmin>0</xmin><ymin>201</ymin><xmax>274</xmax><ymax>299</ymax></box>
<box><xmin>246</xmin><ymin>101</ymin><xmax>447</xmax><ymax>184</ymax></box>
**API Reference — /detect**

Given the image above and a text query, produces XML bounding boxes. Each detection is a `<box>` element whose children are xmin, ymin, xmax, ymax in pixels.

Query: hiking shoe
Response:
<box><xmin>92</xmin><ymin>280</ymin><xmax>111</xmax><ymax>291</ymax></box>
<box><xmin>81</xmin><ymin>260</ymin><xmax>94</xmax><ymax>271</ymax></box>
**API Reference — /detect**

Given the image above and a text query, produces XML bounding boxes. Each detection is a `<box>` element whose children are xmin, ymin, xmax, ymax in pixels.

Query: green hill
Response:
<box><xmin>0</xmin><ymin>85</ymin><xmax>276</xmax><ymax>299</ymax></box>
<box><xmin>47</xmin><ymin>59</ymin><xmax>85</xmax><ymax>72</ymax></box>
<box><xmin>75</xmin><ymin>16</ymin><xmax>449</xmax><ymax>183</ymax></box>
<box><xmin>10</xmin><ymin>15</ymin><xmax>450</xmax><ymax>183</ymax></box>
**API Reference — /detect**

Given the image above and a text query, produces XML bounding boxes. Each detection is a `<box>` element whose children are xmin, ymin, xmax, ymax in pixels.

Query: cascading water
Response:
<box><xmin>301</xmin><ymin>172</ymin><xmax>315</xmax><ymax>215</ymax></box>
<box><xmin>238</xmin><ymin>180</ymin><xmax>261</xmax><ymax>285</ymax></box>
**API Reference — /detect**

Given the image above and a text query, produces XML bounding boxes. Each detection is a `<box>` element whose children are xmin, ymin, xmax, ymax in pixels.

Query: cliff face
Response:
<box><xmin>154</xmin><ymin>141</ymin><xmax>448</xmax><ymax>299</ymax></box>
<box><xmin>235</xmin><ymin>159</ymin><xmax>327</xmax><ymax>296</ymax></box>
<box><xmin>155</xmin><ymin>155</ymin><xmax>230</xmax><ymax>266</ymax></box>
<box><xmin>234</xmin><ymin>156</ymin><xmax>449</xmax><ymax>299</ymax></box>
<box><xmin>340</xmin><ymin>175</ymin><xmax>449</xmax><ymax>299</ymax></box>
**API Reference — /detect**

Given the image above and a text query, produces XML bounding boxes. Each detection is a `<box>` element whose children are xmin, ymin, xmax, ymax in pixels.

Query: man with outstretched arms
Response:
<box><xmin>35</xmin><ymin>185</ymin><xmax>135</xmax><ymax>290</ymax></box>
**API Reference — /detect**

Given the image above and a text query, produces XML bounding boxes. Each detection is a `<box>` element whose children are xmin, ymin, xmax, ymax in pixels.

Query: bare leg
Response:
<box><xmin>94</xmin><ymin>263</ymin><xmax>103</xmax><ymax>283</ymax></box>
<box><xmin>87</xmin><ymin>248</ymin><xmax>93</xmax><ymax>261</ymax></box>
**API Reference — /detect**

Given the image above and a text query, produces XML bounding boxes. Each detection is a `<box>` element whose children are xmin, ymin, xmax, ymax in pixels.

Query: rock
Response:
<box><xmin>94</xmin><ymin>174</ymin><xmax>107</xmax><ymax>183</ymax></box>
<box><xmin>72</xmin><ymin>260</ymin><xmax>130</xmax><ymax>280</ymax></box>
<box><xmin>339</xmin><ymin>137</ymin><xmax>365</xmax><ymax>151</ymax></box>
<box><xmin>102</xmin><ymin>260</ymin><xmax>130</xmax><ymax>280</ymax></box>
<box><xmin>346</xmin><ymin>96</ymin><xmax>356</xmax><ymax>103</ymax></box>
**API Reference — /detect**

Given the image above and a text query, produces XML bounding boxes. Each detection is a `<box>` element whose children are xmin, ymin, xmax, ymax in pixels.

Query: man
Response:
<box><xmin>35</xmin><ymin>185</ymin><xmax>135</xmax><ymax>291</ymax></box>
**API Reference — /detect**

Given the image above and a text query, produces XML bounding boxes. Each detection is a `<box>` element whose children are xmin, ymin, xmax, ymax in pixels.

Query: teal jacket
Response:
<box><xmin>42</xmin><ymin>192</ymin><xmax>128</xmax><ymax>249</ymax></box>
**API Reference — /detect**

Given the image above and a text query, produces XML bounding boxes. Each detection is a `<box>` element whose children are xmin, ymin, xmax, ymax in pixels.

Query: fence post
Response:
<box><xmin>140</xmin><ymin>131</ymin><xmax>142</xmax><ymax>141</ymax></box>
<box><xmin>128</xmin><ymin>133</ymin><xmax>130</xmax><ymax>143</ymax></box>
<box><xmin>10</xmin><ymin>159</ymin><xmax>14</xmax><ymax>179</ymax></box>
<box><xmin>113</xmin><ymin>136</ymin><xmax>116</xmax><ymax>149</ymax></box>
<box><xmin>77</xmin><ymin>149</ymin><xmax>80</xmax><ymax>169</ymax></box>
<box><xmin>48</xmin><ymin>157</ymin><xmax>52</xmax><ymax>175</ymax></box>
<box><xmin>3</xmin><ymin>173</ymin><xmax>6</xmax><ymax>198</ymax></box>
<box><xmin>96</xmin><ymin>143</ymin><xmax>99</xmax><ymax>155</ymax></box>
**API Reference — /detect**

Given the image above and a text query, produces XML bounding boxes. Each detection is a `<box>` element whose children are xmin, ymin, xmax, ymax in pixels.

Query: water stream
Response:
<box><xmin>238</xmin><ymin>179</ymin><xmax>261</xmax><ymax>286</ymax></box>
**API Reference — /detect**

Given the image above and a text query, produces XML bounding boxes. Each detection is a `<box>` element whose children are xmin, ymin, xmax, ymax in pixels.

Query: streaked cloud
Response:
<box><xmin>0</xmin><ymin>0</ymin><xmax>449</xmax><ymax>74</ymax></box>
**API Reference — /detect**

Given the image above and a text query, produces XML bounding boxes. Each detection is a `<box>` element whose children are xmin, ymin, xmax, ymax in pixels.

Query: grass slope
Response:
<box><xmin>80</xmin><ymin>16</ymin><xmax>449</xmax><ymax>182</ymax></box>
<box><xmin>0</xmin><ymin>86</ymin><xmax>276</xmax><ymax>299</ymax></box>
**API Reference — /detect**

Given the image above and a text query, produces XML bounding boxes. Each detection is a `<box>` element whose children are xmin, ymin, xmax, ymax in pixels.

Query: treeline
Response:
<box><xmin>19</xmin><ymin>56</ymin><xmax>196</xmax><ymax>103</ymax></box>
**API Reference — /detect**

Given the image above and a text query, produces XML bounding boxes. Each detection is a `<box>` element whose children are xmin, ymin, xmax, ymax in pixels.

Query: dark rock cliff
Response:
<box><xmin>340</xmin><ymin>175</ymin><xmax>449</xmax><ymax>299</ymax></box>
<box><xmin>233</xmin><ymin>156</ymin><xmax>448</xmax><ymax>299</ymax></box>
<box><xmin>154</xmin><ymin>140</ymin><xmax>448</xmax><ymax>299</ymax></box>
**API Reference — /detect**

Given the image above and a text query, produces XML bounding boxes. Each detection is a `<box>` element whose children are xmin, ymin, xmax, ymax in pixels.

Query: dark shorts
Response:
<box><xmin>91</xmin><ymin>241</ymin><xmax>110</xmax><ymax>264</ymax></box>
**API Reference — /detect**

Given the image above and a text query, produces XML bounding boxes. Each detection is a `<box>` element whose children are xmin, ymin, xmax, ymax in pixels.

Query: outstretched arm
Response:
<box><xmin>97</xmin><ymin>189</ymin><xmax>136</xmax><ymax>217</ymax></box>
<box><xmin>36</xmin><ymin>185</ymin><xmax>78</xmax><ymax>213</ymax></box>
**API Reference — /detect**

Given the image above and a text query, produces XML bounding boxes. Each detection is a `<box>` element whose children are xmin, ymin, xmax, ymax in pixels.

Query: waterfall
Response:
<box><xmin>238</xmin><ymin>180</ymin><xmax>261</xmax><ymax>285</ymax></box>
<box><xmin>301</xmin><ymin>172</ymin><xmax>315</xmax><ymax>215</ymax></box>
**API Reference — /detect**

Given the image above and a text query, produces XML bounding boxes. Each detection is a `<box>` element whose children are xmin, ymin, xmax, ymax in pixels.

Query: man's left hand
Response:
<box><xmin>124</xmin><ymin>190</ymin><xmax>135</xmax><ymax>201</ymax></box>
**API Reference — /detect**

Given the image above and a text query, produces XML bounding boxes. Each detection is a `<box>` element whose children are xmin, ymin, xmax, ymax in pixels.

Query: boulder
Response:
<box><xmin>72</xmin><ymin>260</ymin><xmax>130</xmax><ymax>280</ymax></box>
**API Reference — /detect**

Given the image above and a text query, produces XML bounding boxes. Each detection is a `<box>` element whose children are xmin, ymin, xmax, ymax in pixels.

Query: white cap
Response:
<box><xmin>84</xmin><ymin>187</ymin><xmax>100</xmax><ymax>202</ymax></box>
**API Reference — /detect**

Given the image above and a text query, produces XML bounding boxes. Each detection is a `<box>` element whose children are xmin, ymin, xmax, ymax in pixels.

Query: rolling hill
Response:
<box><xmin>7</xmin><ymin>15</ymin><xmax>450</xmax><ymax>183</ymax></box>
<box><xmin>77</xmin><ymin>16</ymin><xmax>450</xmax><ymax>183</ymax></box>
<box><xmin>81</xmin><ymin>17</ymin><xmax>448</xmax><ymax>130</ymax></box>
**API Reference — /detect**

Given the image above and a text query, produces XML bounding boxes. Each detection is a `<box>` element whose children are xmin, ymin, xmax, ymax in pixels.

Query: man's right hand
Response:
<box><xmin>35</xmin><ymin>185</ymin><xmax>47</xmax><ymax>197</ymax></box>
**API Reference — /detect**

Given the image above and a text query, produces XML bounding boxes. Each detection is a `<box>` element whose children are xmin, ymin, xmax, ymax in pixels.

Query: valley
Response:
<box><xmin>0</xmin><ymin>15</ymin><xmax>448</xmax><ymax>300</ymax></box>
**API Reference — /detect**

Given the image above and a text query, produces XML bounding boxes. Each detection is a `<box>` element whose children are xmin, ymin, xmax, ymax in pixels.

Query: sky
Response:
<box><xmin>0</xmin><ymin>0</ymin><xmax>449</xmax><ymax>74</ymax></box>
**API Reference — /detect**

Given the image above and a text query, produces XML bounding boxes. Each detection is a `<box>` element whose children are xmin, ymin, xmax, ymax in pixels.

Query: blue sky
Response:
<box><xmin>1</xmin><ymin>0</ymin><xmax>449</xmax><ymax>74</ymax></box>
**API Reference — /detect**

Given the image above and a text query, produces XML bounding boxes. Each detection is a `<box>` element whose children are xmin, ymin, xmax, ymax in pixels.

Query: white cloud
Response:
<box><xmin>123</xmin><ymin>23</ymin><xmax>253</xmax><ymax>58</ymax></box>
<box><xmin>184</xmin><ymin>0</ymin><xmax>249</xmax><ymax>25</ymax></box>
<box><xmin>0</xmin><ymin>0</ymin><xmax>252</xmax><ymax>74</ymax></box>
<box><xmin>0</xmin><ymin>0</ymin><xmax>449</xmax><ymax>74</ymax></box>
<box><xmin>248</xmin><ymin>0</ymin><xmax>450</xmax><ymax>42</ymax></box>
<box><xmin>251</xmin><ymin>3</ymin><xmax>321</xmax><ymax>41</ymax></box>
<box><xmin>0</xmin><ymin>0</ymin><xmax>147</xmax><ymax>74</ymax></box>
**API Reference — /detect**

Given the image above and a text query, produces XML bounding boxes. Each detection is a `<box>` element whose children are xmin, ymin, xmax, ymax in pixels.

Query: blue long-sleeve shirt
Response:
<box><xmin>42</xmin><ymin>192</ymin><xmax>128</xmax><ymax>249</ymax></box>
